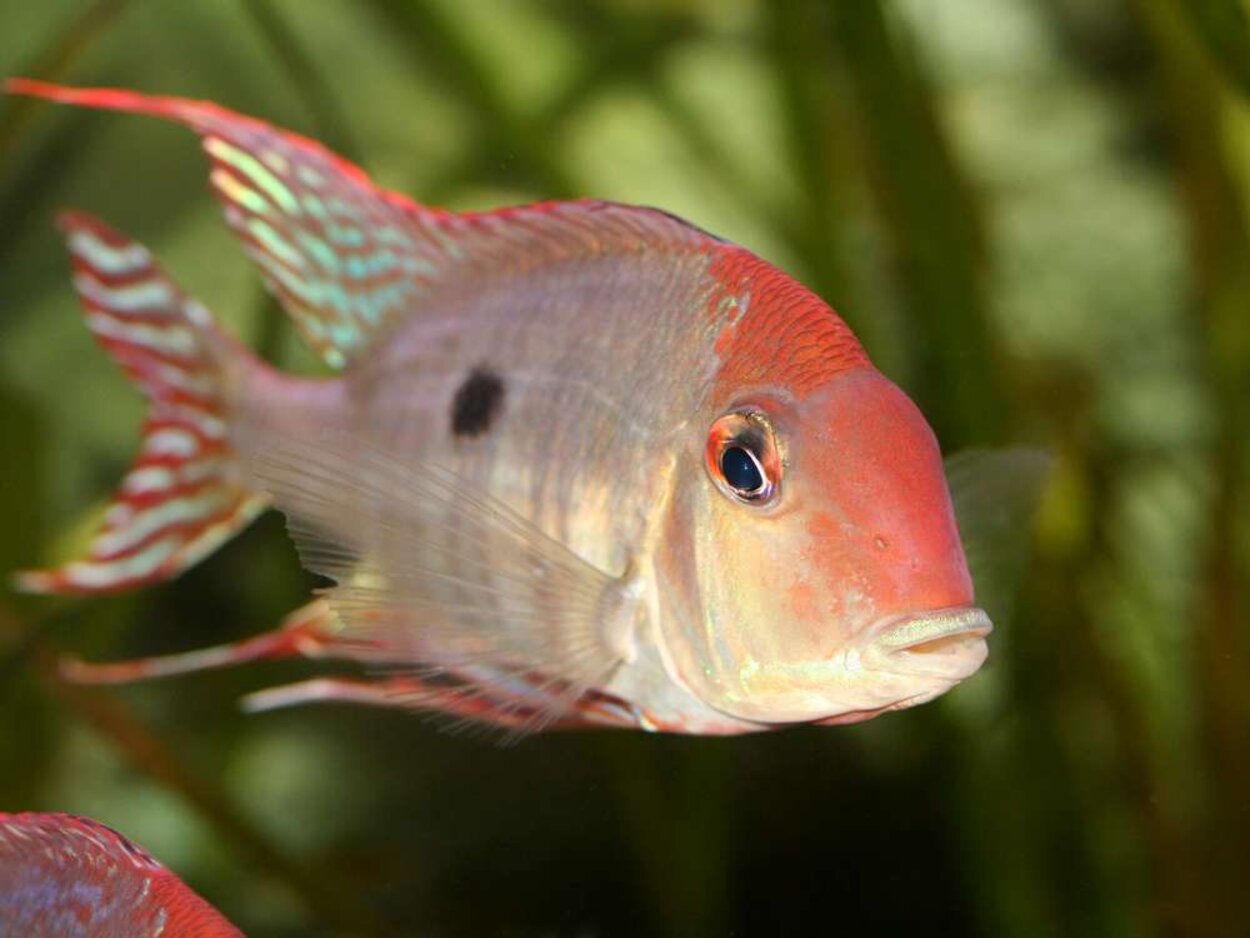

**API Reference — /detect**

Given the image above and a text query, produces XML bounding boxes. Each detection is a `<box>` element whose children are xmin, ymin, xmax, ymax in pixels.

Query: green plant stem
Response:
<box><xmin>826</xmin><ymin>1</ymin><xmax>1007</xmax><ymax>446</ymax></box>
<box><xmin>1135</xmin><ymin>1</ymin><xmax>1250</xmax><ymax>931</ymax></box>
<box><xmin>361</xmin><ymin>0</ymin><xmax>576</xmax><ymax>197</ymax></box>
<box><xmin>0</xmin><ymin>0</ymin><xmax>131</xmax><ymax>166</ymax></box>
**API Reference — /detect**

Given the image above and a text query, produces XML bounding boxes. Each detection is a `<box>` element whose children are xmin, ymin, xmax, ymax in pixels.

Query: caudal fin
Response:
<box><xmin>16</xmin><ymin>213</ymin><xmax>268</xmax><ymax>594</ymax></box>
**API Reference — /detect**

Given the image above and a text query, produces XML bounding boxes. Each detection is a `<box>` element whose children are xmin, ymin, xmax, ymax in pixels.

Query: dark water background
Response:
<box><xmin>0</xmin><ymin>1</ymin><xmax>1247</xmax><ymax>935</ymax></box>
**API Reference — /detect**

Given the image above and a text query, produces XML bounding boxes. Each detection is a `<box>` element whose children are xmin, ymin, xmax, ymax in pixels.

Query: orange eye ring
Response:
<box><xmin>705</xmin><ymin>409</ymin><xmax>783</xmax><ymax>505</ymax></box>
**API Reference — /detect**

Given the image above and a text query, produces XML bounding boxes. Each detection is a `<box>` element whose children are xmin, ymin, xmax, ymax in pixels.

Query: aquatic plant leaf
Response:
<box><xmin>1174</xmin><ymin>0</ymin><xmax>1250</xmax><ymax>98</ymax></box>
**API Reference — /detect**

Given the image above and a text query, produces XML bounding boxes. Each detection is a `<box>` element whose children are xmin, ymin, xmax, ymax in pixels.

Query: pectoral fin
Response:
<box><xmin>946</xmin><ymin>447</ymin><xmax>1053</xmax><ymax>626</ymax></box>
<box><xmin>249</xmin><ymin>428</ymin><xmax>635</xmax><ymax>729</ymax></box>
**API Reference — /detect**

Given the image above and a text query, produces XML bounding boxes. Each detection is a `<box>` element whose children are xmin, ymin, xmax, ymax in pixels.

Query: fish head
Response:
<box><xmin>657</xmin><ymin>365</ymin><xmax>989</xmax><ymax>726</ymax></box>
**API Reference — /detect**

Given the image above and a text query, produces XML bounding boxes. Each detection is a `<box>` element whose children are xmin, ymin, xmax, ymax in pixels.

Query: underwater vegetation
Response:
<box><xmin>0</xmin><ymin>1</ymin><xmax>1246</xmax><ymax>936</ymax></box>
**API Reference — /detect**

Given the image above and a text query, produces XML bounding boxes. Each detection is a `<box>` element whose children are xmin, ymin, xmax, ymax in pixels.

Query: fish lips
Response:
<box><xmin>867</xmin><ymin>605</ymin><xmax>992</xmax><ymax>680</ymax></box>
<box><xmin>804</xmin><ymin>608</ymin><xmax>991</xmax><ymax>727</ymax></box>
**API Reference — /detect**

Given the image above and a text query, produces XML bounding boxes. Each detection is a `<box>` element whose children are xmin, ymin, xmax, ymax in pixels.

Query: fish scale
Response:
<box><xmin>11</xmin><ymin>79</ymin><xmax>998</xmax><ymax>735</ymax></box>
<box><xmin>339</xmin><ymin>247</ymin><xmax>721</xmax><ymax>555</ymax></box>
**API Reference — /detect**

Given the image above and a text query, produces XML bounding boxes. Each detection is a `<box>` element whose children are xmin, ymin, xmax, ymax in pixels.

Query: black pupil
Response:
<box><xmin>721</xmin><ymin>445</ymin><xmax>764</xmax><ymax>493</ymax></box>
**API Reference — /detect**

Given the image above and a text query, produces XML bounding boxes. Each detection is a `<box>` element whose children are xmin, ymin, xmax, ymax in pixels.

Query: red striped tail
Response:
<box><xmin>16</xmin><ymin>213</ymin><xmax>268</xmax><ymax>594</ymax></box>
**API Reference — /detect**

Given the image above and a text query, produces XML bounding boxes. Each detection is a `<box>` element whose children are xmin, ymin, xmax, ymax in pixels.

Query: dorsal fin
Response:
<box><xmin>7</xmin><ymin>79</ymin><xmax>719</xmax><ymax>369</ymax></box>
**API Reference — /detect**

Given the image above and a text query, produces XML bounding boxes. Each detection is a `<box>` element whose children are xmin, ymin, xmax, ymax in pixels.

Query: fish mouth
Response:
<box><xmin>868</xmin><ymin>606</ymin><xmax>992</xmax><ymax>679</ymax></box>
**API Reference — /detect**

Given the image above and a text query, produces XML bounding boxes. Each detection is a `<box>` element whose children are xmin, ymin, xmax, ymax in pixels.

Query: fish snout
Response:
<box><xmin>866</xmin><ymin>607</ymin><xmax>992</xmax><ymax>681</ymax></box>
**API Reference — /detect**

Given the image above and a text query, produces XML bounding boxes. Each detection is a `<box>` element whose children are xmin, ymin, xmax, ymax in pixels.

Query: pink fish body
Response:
<box><xmin>9</xmin><ymin>80</ymin><xmax>989</xmax><ymax>735</ymax></box>
<box><xmin>0</xmin><ymin>812</ymin><xmax>241</xmax><ymax>937</ymax></box>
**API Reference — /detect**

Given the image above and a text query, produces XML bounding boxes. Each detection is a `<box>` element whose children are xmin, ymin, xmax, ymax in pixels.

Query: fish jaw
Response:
<box><xmin>869</xmin><ymin>606</ymin><xmax>992</xmax><ymax>675</ymax></box>
<box><xmin>694</xmin><ymin>606</ymin><xmax>992</xmax><ymax>725</ymax></box>
<box><xmin>832</xmin><ymin>605</ymin><xmax>993</xmax><ymax>714</ymax></box>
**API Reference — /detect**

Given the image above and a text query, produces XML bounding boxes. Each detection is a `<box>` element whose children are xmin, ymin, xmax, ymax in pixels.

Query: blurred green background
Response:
<box><xmin>1</xmin><ymin>1</ymin><xmax>1247</xmax><ymax>935</ymax></box>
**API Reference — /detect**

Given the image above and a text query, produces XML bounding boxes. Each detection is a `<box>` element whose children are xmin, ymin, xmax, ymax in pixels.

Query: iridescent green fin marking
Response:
<box><xmin>7</xmin><ymin>79</ymin><xmax>719</xmax><ymax>370</ymax></box>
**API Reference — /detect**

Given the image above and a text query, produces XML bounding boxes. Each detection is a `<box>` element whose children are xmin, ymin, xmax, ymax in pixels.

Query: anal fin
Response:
<box><xmin>251</xmin><ymin>427</ymin><xmax>638</xmax><ymax>732</ymax></box>
<box><xmin>59</xmin><ymin>595</ymin><xmax>641</xmax><ymax>735</ymax></box>
<box><xmin>241</xmin><ymin>671</ymin><xmax>640</xmax><ymax>735</ymax></box>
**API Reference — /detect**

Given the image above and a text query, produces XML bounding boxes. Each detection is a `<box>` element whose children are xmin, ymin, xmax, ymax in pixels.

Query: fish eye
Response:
<box><xmin>706</xmin><ymin>410</ymin><xmax>781</xmax><ymax>505</ymax></box>
<box><xmin>720</xmin><ymin>445</ymin><xmax>766</xmax><ymax>496</ymax></box>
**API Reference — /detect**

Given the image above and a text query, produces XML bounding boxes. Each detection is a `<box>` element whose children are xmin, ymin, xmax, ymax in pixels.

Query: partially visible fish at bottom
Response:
<box><xmin>0</xmin><ymin>811</ymin><xmax>241</xmax><ymax>937</ymax></box>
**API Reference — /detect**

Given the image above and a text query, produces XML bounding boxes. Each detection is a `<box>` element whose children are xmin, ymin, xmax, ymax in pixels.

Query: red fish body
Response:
<box><xmin>0</xmin><ymin>812</ymin><xmax>241</xmax><ymax>937</ymax></box>
<box><xmin>9</xmin><ymin>80</ymin><xmax>990</xmax><ymax>735</ymax></box>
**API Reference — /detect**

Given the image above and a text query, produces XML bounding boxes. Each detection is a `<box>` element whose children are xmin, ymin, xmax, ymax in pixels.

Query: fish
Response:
<box><xmin>7</xmin><ymin>79</ymin><xmax>1011</xmax><ymax>736</ymax></box>
<box><xmin>0</xmin><ymin>811</ymin><xmax>241</xmax><ymax>937</ymax></box>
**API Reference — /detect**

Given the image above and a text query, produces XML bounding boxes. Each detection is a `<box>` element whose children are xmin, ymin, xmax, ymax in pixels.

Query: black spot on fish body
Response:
<box><xmin>452</xmin><ymin>367</ymin><xmax>505</xmax><ymax>437</ymax></box>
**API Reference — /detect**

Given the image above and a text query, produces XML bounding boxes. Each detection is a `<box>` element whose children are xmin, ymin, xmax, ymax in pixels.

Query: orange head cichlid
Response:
<box><xmin>8</xmin><ymin>80</ymin><xmax>993</xmax><ymax>736</ymax></box>
<box><xmin>0</xmin><ymin>812</ymin><xmax>242</xmax><ymax>936</ymax></box>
